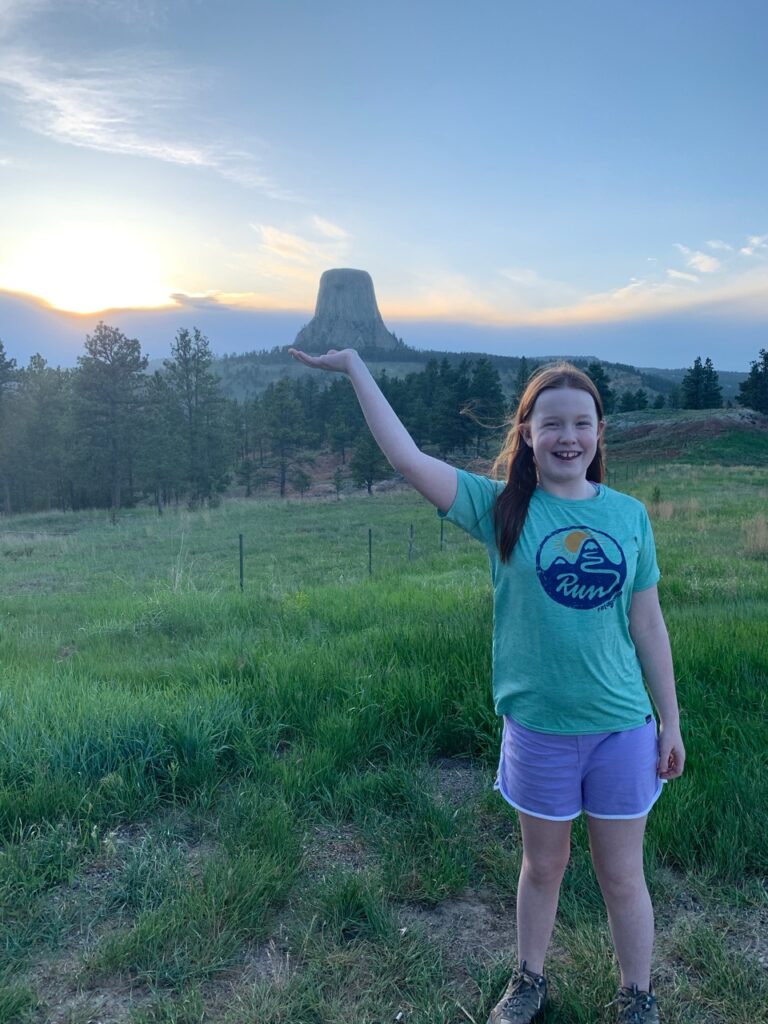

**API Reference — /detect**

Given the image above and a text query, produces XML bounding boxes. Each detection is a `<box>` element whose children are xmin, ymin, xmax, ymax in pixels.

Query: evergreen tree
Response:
<box><xmin>261</xmin><ymin>377</ymin><xmax>305</xmax><ymax>496</ymax></box>
<box><xmin>164</xmin><ymin>327</ymin><xmax>230</xmax><ymax>505</ymax></box>
<box><xmin>634</xmin><ymin>388</ymin><xmax>649</xmax><ymax>410</ymax></box>
<box><xmin>466</xmin><ymin>357</ymin><xmax>507</xmax><ymax>456</ymax></box>
<box><xmin>350</xmin><ymin>429</ymin><xmax>393</xmax><ymax>494</ymax></box>
<box><xmin>701</xmin><ymin>357</ymin><xmax>722</xmax><ymax>408</ymax></box>
<box><xmin>332</xmin><ymin>465</ymin><xmax>346</xmax><ymax>500</ymax></box>
<box><xmin>13</xmin><ymin>356</ymin><xmax>73</xmax><ymax>512</ymax></box>
<box><xmin>73</xmin><ymin>322</ymin><xmax>148</xmax><ymax>520</ymax></box>
<box><xmin>736</xmin><ymin>348</ymin><xmax>768</xmax><ymax>414</ymax></box>
<box><xmin>681</xmin><ymin>356</ymin><xmax>705</xmax><ymax>409</ymax></box>
<box><xmin>137</xmin><ymin>371</ymin><xmax>186</xmax><ymax>511</ymax></box>
<box><xmin>618</xmin><ymin>390</ymin><xmax>637</xmax><ymax>412</ymax></box>
<box><xmin>586</xmin><ymin>362</ymin><xmax>615</xmax><ymax>414</ymax></box>
<box><xmin>513</xmin><ymin>356</ymin><xmax>529</xmax><ymax>402</ymax></box>
<box><xmin>291</xmin><ymin>467</ymin><xmax>312</xmax><ymax>497</ymax></box>
<box><xmin>0</xmin><ymin>339</ymin><xmax>18</xmax><ymax>514</ymax></box>
<box><xmin>433</xmin><ymin>359</ymin><xmax>471</xmax><ymax>455</ymax></box>
<box><xmin>652</xmin><ymin>394</ymin><xmax>665</xmax><ymax>410</ymax></box>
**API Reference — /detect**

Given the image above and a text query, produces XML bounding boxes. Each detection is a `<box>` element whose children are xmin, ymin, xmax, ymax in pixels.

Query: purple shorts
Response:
<box><xmin>495</xmin><ymin>716</ymin><xmax>665</xmax><ymax>821</ymax></box>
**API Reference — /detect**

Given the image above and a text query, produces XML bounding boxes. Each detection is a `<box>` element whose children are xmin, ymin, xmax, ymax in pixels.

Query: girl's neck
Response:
<box><xmin>537</xmin><ymin>478</ymin><xmax>599</xmax><ymax>500</ymax></box>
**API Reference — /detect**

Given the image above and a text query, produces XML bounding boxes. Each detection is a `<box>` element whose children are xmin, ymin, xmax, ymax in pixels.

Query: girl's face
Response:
<box><xmin>520</xmin><ymin>386</ymin><xmax>603</xmax><ymax>496</ymax></box>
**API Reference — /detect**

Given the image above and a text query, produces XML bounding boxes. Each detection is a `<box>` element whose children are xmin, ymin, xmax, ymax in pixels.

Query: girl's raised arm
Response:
<box><xmin>289</xmin><ymin>347</ymin><xmax>458</xmax><ymax>511</ymax></box>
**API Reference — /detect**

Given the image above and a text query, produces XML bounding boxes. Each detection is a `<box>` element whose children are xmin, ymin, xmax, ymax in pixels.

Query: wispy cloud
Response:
<box><xmin>667</xmin><ymin>268</ymin><xmax>700</xmax><ymax>283</ymax></box>
<box><xmin>251</xmin><ymin>219</ymin><xmax>351</xmax><ymax>267</ymax></box>
<box><xmin>169</xmin><ymin>292</ymin><xmax>224</xmax><ymax>310</ymax></box>
<box><xmin>0</xmin><ymin>0</ymin><xmax>49</xmax><ymax>38</ymax></box>
<box><xmin>706</xmin><ymin>239</ymin><xmax>732</xmax><ymax>251</ymax></box>
<box><xmin>498</xmin><ymin>267</ymin><xmax>541</xmax><ymax>287</ymax></box>
<box><xmin>740</xmin><ymin>233</ymin><xmax>768</xmax><ymax>256</ymax></box>
<box><xmin>311</xmin><ymin>215</ymin><xmax>349</xmax><ymax>241</ymax></box>
<box><xmin>674</xmin><ymin>243</ymin><xmax>721</xmax><ymax>273</ymax></box>
<box><xmin>0</xmin><ymin>45</ymin><xmax>297</xmax><ymax>199</ymax></box>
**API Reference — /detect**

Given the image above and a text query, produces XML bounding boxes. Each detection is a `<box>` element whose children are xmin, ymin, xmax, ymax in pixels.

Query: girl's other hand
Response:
<box><xmin>657</xmin><ymin>723</ymin><xmax>685</xmax><ymax>780</ymax></box>
<box><xmin>288</xmin><ymin>348</ymin><xmax>358</xmax><ymax>375</ymax></box>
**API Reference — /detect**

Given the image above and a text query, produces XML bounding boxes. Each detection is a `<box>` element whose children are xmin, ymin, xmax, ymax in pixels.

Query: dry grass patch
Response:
<box><xmin>743</xmin><ymin>513</ymin><xmax>768</xmax><ymax>557</ymax></box>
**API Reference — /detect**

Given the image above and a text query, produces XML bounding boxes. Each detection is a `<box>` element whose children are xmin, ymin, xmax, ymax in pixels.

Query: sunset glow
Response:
<box><xmin>0</xmin><ymin>223</ymin><xmax>172</xmax><ymax>314</ymax></box>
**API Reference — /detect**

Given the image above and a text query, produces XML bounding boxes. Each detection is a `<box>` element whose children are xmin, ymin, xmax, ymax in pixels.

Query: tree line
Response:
<box><xmin>0</xmin><ymin>327</ymin><xmax>765</xmax><ymax>517</ymax></box>
<box><xmin>0</xmin><ymin>325</ymin><xmax>508</xmax><ymax>515</ymax></box>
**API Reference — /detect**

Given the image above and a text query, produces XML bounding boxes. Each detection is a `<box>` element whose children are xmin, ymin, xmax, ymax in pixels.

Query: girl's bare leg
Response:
<box><xmin>516</xmin><ymin>813</ymin><xmax>572</xmax><ymax>974</ymax></box>
<box><xmin>587</xmin><ymin>815</ymin><xmax>653</xmax><ymax>990</ymax></box>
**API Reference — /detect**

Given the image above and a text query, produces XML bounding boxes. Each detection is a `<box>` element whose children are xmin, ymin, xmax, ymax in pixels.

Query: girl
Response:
<box><xmin>289</xmin><ymin>346</ymin><xmax>685</xmax><ymax>1024</ymax></box>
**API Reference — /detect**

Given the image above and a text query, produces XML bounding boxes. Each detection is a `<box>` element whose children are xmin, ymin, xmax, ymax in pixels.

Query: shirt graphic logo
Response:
<box><xmin>536</xmin><ymin>526</ymin><xmax>626</xmax><ymax>610</ymax></box>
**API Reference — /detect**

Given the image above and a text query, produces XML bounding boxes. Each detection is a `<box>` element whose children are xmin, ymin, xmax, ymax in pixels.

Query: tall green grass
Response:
<box><xmin>0</xmin><ymin>464</ymin><xmax>765</xmax><ymax>1019</ymax></box>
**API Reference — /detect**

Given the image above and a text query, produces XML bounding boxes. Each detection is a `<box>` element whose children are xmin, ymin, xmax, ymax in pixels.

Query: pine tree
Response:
<box><xmin>164</xmin><ymin>328</ymin><xmax>230</xmax><ymax>505</ymax></box>
<box><xmin>350</xmin><ymin>429</ymin><xmax>393</xmax><ymax>494</ymax></box>
<box><xmin>586</xmin><ymin>362</ymin><xmax>615</xmax><ymax>414</ymax></box>
<box><xmin>0</xmin><ymin>339</ymin><xmax>18</xmax><ymax>514</ymax></box>
<box><xmin>291</xmin><ymin>467</ymin><xmax>312</xmax><ymax>497</ymax></box>
<box><xmin>137</xmin><ymin>371</ymin><xmax>186</xmax><ymax>511</ymax></box>
<box><xmin>618</xmin><ymin>390</ymin><xmax>637</xmax><ymax>412</ymax></box>
<box><xmin>15</xmin><ymin>356</ymin><xmax>73</xmax><ymax>512</ymax></box>
<box><xmin>736</xmin><ymin>348</ymin><xmax>768</xmax><ymax>414</ymax></box>
<box><xmin>634</xmin><ymin>388</ymin><xmax>649</xmax><ymax>410</ymax></box>
<box><xmin>701</xmin><ymin>357</ymin><xmax>722</xmax><ymax>409</ymax></box>
<box><xmin>681</xmin><ymin>356</ymin><xmax>705</xmax><ymax>409</ymax></box>
<box><xmin>261</xmin><ymin>378</ymin><xmax>304</xmax><ymax>497</ymax></box>
<box><xmin>466</xmin><ymin>358</ymin><xmax>507</xmax><ymax>455</ymax></box>
<box><xmin>73</xmin><ymin>322</ymin><xmax>148</xmax><ymax>520</ymax></box>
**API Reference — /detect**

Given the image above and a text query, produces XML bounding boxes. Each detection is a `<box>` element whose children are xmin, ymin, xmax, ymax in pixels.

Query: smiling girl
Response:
<box><xmin>289</xmin><ymin>347</ymin><xmax>684</xmax><ymax>1024</ymax></box>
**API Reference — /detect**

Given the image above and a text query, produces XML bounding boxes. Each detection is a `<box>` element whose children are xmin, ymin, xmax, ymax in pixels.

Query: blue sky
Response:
<box><xmin>0</xmin><ymin>0</ymin><xmax>766</xmax><ymax>369</ymax></box>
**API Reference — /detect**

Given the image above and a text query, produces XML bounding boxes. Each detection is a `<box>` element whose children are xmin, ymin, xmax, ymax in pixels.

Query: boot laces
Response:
<box><xmin>500</xmin><ymin>964</ymin><xmax>545</xmax><ymax>1015</ymax></box>
<box><xmin>607</xmin><ymin>983</ymin><xmax>656</xmax><ymax>1022</ymax></box>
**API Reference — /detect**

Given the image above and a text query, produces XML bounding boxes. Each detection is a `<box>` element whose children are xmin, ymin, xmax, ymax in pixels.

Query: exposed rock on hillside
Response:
<box><xmin>293</xmin><ymin>269</ymin><xmax>403</xmax><ymax>352</ymax></box>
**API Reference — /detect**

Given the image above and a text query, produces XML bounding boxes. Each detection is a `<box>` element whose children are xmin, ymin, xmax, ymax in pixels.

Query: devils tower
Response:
<box><xmin>293</xmin><ymin>269</ymin><xmax>403</xmax><ymax>352</ymax></box>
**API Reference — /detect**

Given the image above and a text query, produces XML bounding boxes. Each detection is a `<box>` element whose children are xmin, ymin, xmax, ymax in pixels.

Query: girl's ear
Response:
<box><xmin>519</xmin><ymin>424</ymin><xmax>533</xmax><ymax>447</ymax></box>
<box><xmin>598</xmin><ymin>419</ymin><xmax>606</xmax><ymax>440</ymax></box>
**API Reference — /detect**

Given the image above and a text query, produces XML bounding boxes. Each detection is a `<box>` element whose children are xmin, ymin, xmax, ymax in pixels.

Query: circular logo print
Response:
<box><xmin>536</xmin><ymin>526</ymin><xmax>627</xmax><ymax>610</ymax></box>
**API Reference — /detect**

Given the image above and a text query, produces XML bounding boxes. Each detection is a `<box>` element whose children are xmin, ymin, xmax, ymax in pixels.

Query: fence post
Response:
<box><xmin>368</xmin><ymin>528</ymin><xmax>372</xmax><ymax>576</ymax></box>
<box><xmin>239</xmin><ymin>534</ymin><xmax>244</xmax><ymax>592</ymax></box>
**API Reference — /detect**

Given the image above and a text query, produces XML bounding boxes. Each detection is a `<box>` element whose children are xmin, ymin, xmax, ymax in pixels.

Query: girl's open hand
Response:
<box><xmin>288</xmin><ymin>348</ymin><xmax>358</xmax><ymax>374</ymax></box>
<box><xmin>657</xmin><ymin>723</ymin><xmax>685</xmax><ymax>780</ymax></box>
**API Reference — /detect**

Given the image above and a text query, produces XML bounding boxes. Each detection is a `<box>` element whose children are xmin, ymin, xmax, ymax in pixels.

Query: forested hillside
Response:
<box><xmin>0</xmin><ymin>325</ymin><xmax>762</xmax><ymax>516</ymax></box>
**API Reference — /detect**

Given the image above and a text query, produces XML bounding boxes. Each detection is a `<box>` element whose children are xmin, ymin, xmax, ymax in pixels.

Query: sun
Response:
<box><xmin>0</xmin><ymin>221</ymin><xmax>174</xmax><ymax>314</ymax></box>
<box><xmin>564</xmin><ymin>530</ymin><xmax>591</xmax><ymax>553</ymax></box>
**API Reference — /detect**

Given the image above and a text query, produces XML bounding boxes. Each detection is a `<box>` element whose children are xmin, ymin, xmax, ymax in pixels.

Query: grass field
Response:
<box><xmin>0</xmin><ymin>459</ymin><xmax>766</xmax><ymax>1023</ymax></box>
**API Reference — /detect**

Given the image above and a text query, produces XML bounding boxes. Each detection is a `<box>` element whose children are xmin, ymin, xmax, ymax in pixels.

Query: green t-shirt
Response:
<box><xmin>439</xmin><ymin>469</ymin><xmax>660</xmax><ymax>734</ymax></box>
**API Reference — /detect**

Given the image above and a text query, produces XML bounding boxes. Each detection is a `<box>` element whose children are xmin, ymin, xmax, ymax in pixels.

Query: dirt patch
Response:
<box><xmin>399</xmin><ymin>887</ymin><xmax>513</xmax><ymax>967</ymax></box>
<box><xmin>431</xmin><ymin>756</ymin><xmax>490</xmax><ymax>809</ymax></box>
<box><xmin>302</xmin><ymin>822</ymin><xmax>377</xmax><ymax>880</ymax></box>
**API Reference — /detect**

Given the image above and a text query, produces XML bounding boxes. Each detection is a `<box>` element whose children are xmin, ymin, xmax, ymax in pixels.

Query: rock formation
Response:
<box><xmin>293</xmin><ymin>269</ymin><xmax>403</xmax><ymax>352</ymax></box>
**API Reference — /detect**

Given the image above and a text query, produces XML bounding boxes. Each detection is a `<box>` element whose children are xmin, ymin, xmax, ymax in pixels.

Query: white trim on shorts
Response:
<box><xmin>493</xmin><ymin>776</ymin><xmax>666</xmax><ymax>822</ymax></box>
<box><xmin>584</xmin><ymin>778</ymin><xmax>666</xmax><ymax>820</ymax></box>
<box><xmin>494</xmin><ymin>778</ymin><xmax>581</xmax><ymax>821</ymax></box>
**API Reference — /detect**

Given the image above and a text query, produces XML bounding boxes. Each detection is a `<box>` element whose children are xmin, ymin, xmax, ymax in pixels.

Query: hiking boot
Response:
<box><xmin>611</xmin><ymin>983</ymin><xmax>660</xmax><ymax>1023</ymax></box>
<box><xmin>487</xmin><ymin>960</ymin><xmax>548</xmax><ymax>1023</ymax></box>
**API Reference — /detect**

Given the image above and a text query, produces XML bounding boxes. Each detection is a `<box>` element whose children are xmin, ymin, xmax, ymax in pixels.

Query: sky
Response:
<box><xmin>0</xmin><ymin>0</ymin><xmax>766</xmax><ymax>370</ymax></box>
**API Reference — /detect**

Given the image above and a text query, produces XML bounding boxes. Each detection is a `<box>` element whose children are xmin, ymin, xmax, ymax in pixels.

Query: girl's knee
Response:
<box><xmin>593</xmin><ymin>859</ymin><xmax>648</xmax><ymax>899</ymax></box>
<box><xmin>522</xmin><ymin>846</ymin><xmax>571</xmax><ymax>886</ymax></box>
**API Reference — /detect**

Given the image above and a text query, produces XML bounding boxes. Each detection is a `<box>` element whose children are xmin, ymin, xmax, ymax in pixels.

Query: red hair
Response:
<box><xmin>492</xmin><ymin>362</ymin><xmax>605</xmax><ymax>562</ymax></box>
